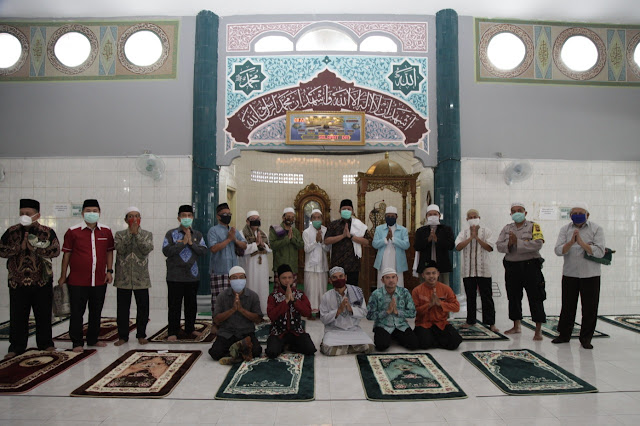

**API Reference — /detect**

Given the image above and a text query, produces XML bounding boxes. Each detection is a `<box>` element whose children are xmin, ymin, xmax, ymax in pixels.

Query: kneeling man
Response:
<box><xmin>367</xmin><ymin>267</ymin><xmax>418</xmax><ymax>351</ymax></box>
<box><xmin>412</xmin><ymin>261</ymin><xmax>462</xmax><ymax>350</ymax></box>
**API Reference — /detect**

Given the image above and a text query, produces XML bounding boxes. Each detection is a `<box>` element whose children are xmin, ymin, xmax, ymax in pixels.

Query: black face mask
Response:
<box><xmin>219</xmin><ymin>214</ymin><xmax>232</xmax><ymax>225</ymax></box>
<box><xmin>250</xmin><ymin>220</ymin><xmax>261</xmax><ymax>227</ymax></box>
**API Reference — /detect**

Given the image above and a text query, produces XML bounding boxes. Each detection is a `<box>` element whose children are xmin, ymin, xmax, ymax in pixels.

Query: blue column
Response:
<box><xmin>193</xmin><ymin>10</ymin><xmax>219</xmax><ymax>294</ymax></box>
<box><xmin>435</xmin><ymin>9</ymin><xmax>462</xmax><ymax>294</ymax></box>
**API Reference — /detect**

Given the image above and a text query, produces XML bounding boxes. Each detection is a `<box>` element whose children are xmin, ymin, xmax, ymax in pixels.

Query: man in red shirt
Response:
<box><xmin>412</xmin><ymin>261</ymin><xmax>462</xmax><ymax>350</ymax></box>
<box><xmin>58</xmin><ymin>199</ymin><xmax>114</xmax><ymax>352</ymax></box>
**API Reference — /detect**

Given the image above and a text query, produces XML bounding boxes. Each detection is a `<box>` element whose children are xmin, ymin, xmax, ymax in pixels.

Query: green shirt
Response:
<box><xmin>366</xmin><ymin>286</ymin><xmax>416</xmax><ymax>333</ymax></box>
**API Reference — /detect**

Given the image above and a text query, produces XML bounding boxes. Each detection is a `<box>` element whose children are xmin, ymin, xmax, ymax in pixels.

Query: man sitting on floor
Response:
<box><xmin>208</xmin><ymin>266</ymin><xmax>263</xmax><ymax>364</ymax></box>
<box><xmin>266</xmin><ymin>264</ymin><xmax>317</xmax><ymax>358</ymax></box>
<box><xmin>367</xmin><ymin>267</ymin><xmax>418</xmax><ymax>351</ymax></box>
<box><xmin>412</xmin><ymin>261</ymin><xmax>462</xmax><ymax>350</ymax></box>
<box><xmin>319</xmin><ymin>266</ymin><xmax>374</xmax><ymax>356</ymax></box>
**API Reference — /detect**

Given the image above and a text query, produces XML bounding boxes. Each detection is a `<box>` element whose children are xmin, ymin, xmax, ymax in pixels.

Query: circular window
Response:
<box><xmin>626</xmin><ymin>32</ymin><xmax>640</xmax><ymax>79</ymax></box>
<box><xmin>0</xmin><ymin>25</ymin><xmax>28</xmax><ymax>75</ymax></box>
<box><xmin>118</xmin><ymin>23</ymin><xmax>169</xmax><ymax>74</ymax></box>
<box><xmin>479</xmin><ymin>24</ymin><xmax>534</xmax><ymax>78</ymax></box>
<box><xmin>553</xmin><ymin>28</ymin><xmax>605</xmax><ymax>80</ymax></box>
<box><xmin>47</xmin><ymin>24</ymin><xmax>98</xmax><ymax>74</ymax></box>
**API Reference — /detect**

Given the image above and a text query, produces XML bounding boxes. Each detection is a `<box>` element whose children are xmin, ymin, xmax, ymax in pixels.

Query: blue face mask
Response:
<box><xmin>385</xmin><ymin>217</ymin><xmax>396</xmax><ymax>227</ymax></box>
<box><xmin>230</xmin><ymin>279</ymin><xmax>246</xmax><ymax>293</ymax></box>
<box><xmin>341</xmin><ymin>210</ymin><xmax>352</xmax><ymax>220</ymax></box>
<box><xmin>180</xmin><ymin>218</ymin><xmax>193</xmax><ymax>228</ymax></box>
<box><xmin>511</xmin><ymin>212</ymin><xmax>525</xmax><ymax>223</ymax></box>
<box><xmin>571</xmin><ymin>213</ymin><xmax>586</xmax><ymax>225</ymax></box>
<box><xmin>84</xmin><ymin>212</ymin><xmax>99</xmax><ymax>224</ymax></box>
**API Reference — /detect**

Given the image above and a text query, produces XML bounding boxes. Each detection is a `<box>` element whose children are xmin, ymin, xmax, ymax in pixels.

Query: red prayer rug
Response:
<box><xmin>53</xmin><ymin>317</ymin><xmax>135</xmax><ymax>342</ymax></box>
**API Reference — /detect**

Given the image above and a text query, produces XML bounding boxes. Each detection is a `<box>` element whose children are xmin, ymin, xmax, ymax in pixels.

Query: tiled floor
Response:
<box><xmin>1</xmin><ymin>296</ymin><xmax>639</xmax><ymax>425</ymax></box>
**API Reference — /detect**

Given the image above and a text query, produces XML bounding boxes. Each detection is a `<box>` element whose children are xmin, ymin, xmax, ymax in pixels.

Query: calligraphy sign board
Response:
<box><xmin>285</xmin><ymin>111</ymin><xmax>365</xmax><ymax>145</ymax></box>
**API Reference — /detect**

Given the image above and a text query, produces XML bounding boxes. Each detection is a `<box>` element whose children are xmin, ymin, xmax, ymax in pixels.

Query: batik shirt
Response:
<box><xmin>366</xmin><ymin>286</ymin><xmax>416</xmax><ymax>334</ymax></box>
<box><xmin>267</xmin><ymin>285</ymin><xmax>311</xmax><ymax>337</ymax></box>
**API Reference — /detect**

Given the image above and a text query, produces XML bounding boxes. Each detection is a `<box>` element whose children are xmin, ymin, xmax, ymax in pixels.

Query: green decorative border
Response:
<box><xmin>475</xmin><ymin>18</ymin><xmax>640</xmax><ymax>87</ymax></box>
<box><xmin>0</xmin><ymin>19</ymin><xmax>179</xmax><ymax>82</ymax></box>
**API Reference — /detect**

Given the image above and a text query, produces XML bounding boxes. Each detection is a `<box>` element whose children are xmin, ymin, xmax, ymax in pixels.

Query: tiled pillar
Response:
<box><xmin>436</xmin><ymin>9</ymin><xmax>462</xmax><ymax>294</ymax></box>
<box><xmin>193</xmin><ymin>10</ymin><xmax>219</xmax><ymax>294</ymax></box>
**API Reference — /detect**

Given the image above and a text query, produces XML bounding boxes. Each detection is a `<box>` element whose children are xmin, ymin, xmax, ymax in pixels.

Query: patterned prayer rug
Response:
<box><xmin>0</xmin><ymin>348</ymin><xmax>95</xmax><ymax>394</ymax></box>
<box><xmin>597</xmin><ymin>314</ymin><xmax>640</xmax><ymax>334</ymax></box>
<box><xmin>71</xmin><ymin>349</ymin><xmax>200</xmax><ymax>398</ymax></box>
<box><xmin>0</xmin><ymin>316</ymin><xmax>70</xmax><ymax>340</ymax></box>
<box><xmin>462</xmin><ymin>349</ymin><xmax>598</xmax><ymax>395</ymax></box>
<box><xmin>521</xmin><ymin>316</ymin><xmax>609</xmax><ymax>339</ymax></box>
<box><xmin>449</xmin><ymin>319</ymin><xmax>509</xmax><ymax>341</ymax></box>
<box><xmin>215</xmin><ymin>353</ymin><xmax>314</xmax><ymax>401</ymax></box>
<box><xmin>148</xmin><ymin>320</ymin><xmax>216</xmax><ymax>343</ymax></box>
<box><xmin>255</xmin><ymin>320</ymin><xmax>305</xmax><ymax>344</ymax></box>
<box><xmin>53</xmin><ymin>317</ymin><xmax>135</xmax><ymax>342</ymax></box>
<box><xmin>357</xmin><ymin>353</ymin><xmax>467</xmax><ymax>401</ymax></box>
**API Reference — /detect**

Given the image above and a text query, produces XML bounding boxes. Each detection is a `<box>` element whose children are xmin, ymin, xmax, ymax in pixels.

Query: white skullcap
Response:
<box><xmin>246</xmin><ymin>210</ymin><xmax>259</xmax><ymax>219</ymax></box>
<box><xmin>385</xmin><ymin>206</ymin><xmax>398</xmax><ymax>215</ymax></box>
<box><xmin>381</xmin><ymin>267</ymin><xmax>397</xmax><ymax>277</ymax></box>
<box><xmin>229</xmin><ymin>266</ymin><xmax>245</xmax><ymax>276</ymax></box>
<box><xmin>511</xmin><ymin>202</ymin><xmax>526</xmax><ymax>209</ymax></box>
<box><xmin>426</xmin><ymin>204</ymin><xmax>440</xmax><ymax>214</ymax></box>
<box><xmin>283</xmin><ymin>207</ymin><xmax>295</xmax><ymax>214</ymax></box>
<box><xmin>311</xmin><ymin>209</ymin><xmax>322</xmax><ymax>216</ymax></box>
<box><xmin>329</xmin><ymin>266</ymin><xmax>345</xmax><ymax>277</ymax></box>
<box><xmin>126</xmin><ymin>206</ymin><xmax>140</xmax><ymax>215</ymax></box>
<box><xmin>571</xmin><ymin>202</ymin><xmax>589</xmax><ymax>212</ymax></box>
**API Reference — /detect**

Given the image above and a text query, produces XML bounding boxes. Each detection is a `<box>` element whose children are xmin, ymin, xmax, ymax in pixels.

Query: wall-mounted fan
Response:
<box><xmin>503</xmin><ymin>160</ymin><xmax>532</xmax><ymax>185</ymax></box>
<box><xmin>135</xmin><ymin>152</ymin><xmax>165</xmax><ymax>181</ymax></box>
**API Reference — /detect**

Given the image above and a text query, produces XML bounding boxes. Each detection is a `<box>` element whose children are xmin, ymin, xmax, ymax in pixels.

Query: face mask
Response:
<box><xmin>312</xmin><ymin>220</ymin><xmax>322</xmax><ymax>230</ymax></box>
<box><xmin>84</xmin><ymin>212</ymin><xmax>99</xmax><ymax>224</ymax></box>
<box><xmin>511</xmin><ymin>212</ymin><xmax>526</xmax><ymax>223</ymax></box>
<box><xmin>468</xmin><ymin>218</ymin><xmax>480</xmax><ymax>227</ymax></box>
<box><xmin>249</xmin><ymin>220</ymin><xmax>261</xmax><ymax>227</ymax></box>
<box><xmin>341</xmin><ymin>210</ymin><xmax>352</xmax><ymax>220</ymax></box>
<box><xmin>219</xmin><ymin>214</ymin><xmax>231</xmax><ymax>225</ymax></box>
<box><xmin>332</xmin><ymin>278</ymin><xmax>347</xmax><ymax>289</ymax></box>
<box><xmin>426</xmin><ymin>216</ymin><xmax>440</xmax><ymax>226</ymax></box>
<box><xmin>385</xmin><ymin>217</ymin><xmax>396</xmax><ymax>227</ymax></box>
<box><xmin>19</xmin><ymin>214</ymin><xmax>37</xmax><ymax>227</ymax></box>
<box><xmin>571</xmin><ymin>213</ymin><xmax>586</xmax><ymax>225</ymax></box>
<box><xmin>180</xmin><ymin>218</ymin><xmax>193</xmax><ymax>228</ymax></box>
<box><xmin>230</xmin><ymin>279</ymin><xmax>246</xmax><ymax>293</ymax></box>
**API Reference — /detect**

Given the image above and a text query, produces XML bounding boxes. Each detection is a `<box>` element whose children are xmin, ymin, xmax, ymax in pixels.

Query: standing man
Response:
<box><xmin>113</xmin><ymin>207</ymin><xmax>153</xmax><ymax>346</ymax></box>
<box><xmin>324</xmin><ymin>199</ymin><xmax>369</xmax><ymax>287</ymax></box>
<box><xmin>455</xmin><ymin>209</ymin><xmax>499</xmax><ymax>332</ymax></box>
<box><xmin>372</xmin><ymin>206</ymin><xmax>410</xmax><ymax>288</ymax></box>
<box><xmin>367</xmin><ymin>268</ymin><xmax>418</xmax><ymax>351</ymax></box>
<box><xmin>162</xmin><ymin>205</ymin><xmax>208</xmax><ymax>342</ymax></box>
<box><xmin>412</xmin><ymin>261</ymin><xmax>463</xmax><ymax>350</ymax></box>
<box><xmin>302</xmin><ymin>208</ymin><xmax>330</xmax><ymax>318</ymax></box>
<box><xmin>414</xmin><ymin>204</ymin><xmax>455</xmax><ymax>284</ymax></box>
<box><xmin>241</xmin><ymin>210</ymin><xmax>271</xmax><ymax>312</ymax></box>
<box><xmin>496</xmin><ymin>202</ymin><xmax>546</xmax><ymax>340</ymax></box>
<box><xmin>269</xmin><ymin>207</ymin><xmax>303</xmax><ymax>284</ymax></box>
<box><xmin>0</xmin><ymin>199</ymin><xmax>60</xmax><ymax>359</ymax></box>
<box><xmin>208</xmin><ymin>203</ymin><xmax>247</xmax><ymax>316</ymax></box>
<box><xmin>265</xmin><ymin>264</ymin><xmax>317</xmax><ymax>358</ymax></box>
<box><xmin>553</xmin><ymin>203</ymin><xmax>605</xmax><ymax>349</ymax></box>
<box><xmin>59</xmin><ymin>199</ymin><xmax>114</xmax><ymax>352</ymax></box>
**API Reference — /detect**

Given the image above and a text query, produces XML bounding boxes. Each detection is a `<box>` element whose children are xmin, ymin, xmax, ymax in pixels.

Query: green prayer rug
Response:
<box><xmin>357</xmin><ymin>353</ymin><xmax>467</xmax><ymax>401</ymax></box>
<box><xmin>215</xmin><ymin>353</ymin><xmax>314</xmax><ymax>401</ymax></box>
<box><xmin>462</xmin><ymin>349</ymin><xmax>598</xmax><ymax>395</ymax></box>
<box><xmin>597</xmin><ymin>314</ymin><xmax>640</xmax><ymax>334</ymax></box>
<box><xmin>449</xmin><ymin>318</ymin><xmax>509</xmax><ymax>341</ymax></box>
<box><xmin>521</xmin><ymin>316</ymin><xmax>609</xmax><ymax>339</ymax></box>
<box><xmin>0</xmin><ymin>316</ymin><xmax>70</xmax><ymax>340</ymax></box>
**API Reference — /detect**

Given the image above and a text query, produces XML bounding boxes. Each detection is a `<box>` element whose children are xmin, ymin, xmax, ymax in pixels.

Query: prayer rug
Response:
<box><xmin>215</xmin><ymin>353</ymin><xmax>314</xmax><ymax>401</ymax></box>
<box><xmin>53</xmin><ymin>317</ymin><xmax>134</xmax><ymax>342</ymax></box>
<box><xmin>357</xmin><ymin>353</ymin><xmax>467</xmax><ymax>401</ymax></box>
<box><xmin>521</xmin><ymin>316</ymin><xmax>609</xmax><ymax>339</ymax></box>
<box><xmin>148</xmin><ymin>320</ymin><xmax>216</xmax><ymax>343</ymax></box>
<box><xmin>0</xmin><ymin>348</ymin><xmax>95</xmax><ymax>394</ymax></box>
<box><xmin>462</xmin><ymin>349</ymin><xmax>598</xmax><ymax>395</ymax></box>
<box><xmin>255</xmin><ymin>320</ymin><xmax>305</xmax><ymax>344</ymax></box>
<box><xmin>71</xmin><ymin>349</ymin><xmax>200</xmax><ymax>398</ymax></box>
<box><xmin>597</xmin><ymin>314</ymin><xmax>640</xmax><ymax>334</ymax></box>
<box><xmin>449</xmin><ymin>318</ymin><xmax>509</xmax><ymax>341</ymax></box>
<box><xmin>0</xmin><ymin>316</ymin><xmax>70</xmax><ymax>340</ymax></box>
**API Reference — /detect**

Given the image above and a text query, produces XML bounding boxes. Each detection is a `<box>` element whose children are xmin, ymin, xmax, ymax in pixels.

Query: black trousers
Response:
<box><xmin>557</xmin><ymin>275</ymin><xmax>601</xmax><ymax>343</ymax></box>
<box><xmin>167</xmin><ymin>281</ymin><xmax>199</xmax><ymax>337</ymax></box>
<box><xmin>68</xmin><ymin>284</ymin><xmax>107</xmax><ymax>348</ymax></box>
<box><xmin>265</xmin><ymin>332</ymin><xmax>317</xmax><ymax>358</ymax></box>
<box><xmin>414</xmin><ymin>324</ymin><xmax>462</xmax><ymax>350</ymax></box>
<box><xmin>116</xmin><ymin>288</ymin><xmax>149</xmax><ymax>340</ymax></box>
<box><xmin>373</xmin><ymin>327</ymin><xmax>419</xmax><ymax>351</ymax></box>
<box><xmin>504</xmin><ymin>259</ymin><xmax>546</xmax><ymax>323</ymax></box>
<box><xmin>463</xmin><ymin>277</ymin><xmax>496</xmax><ymax>326</ymax></box>
<box><xmin>208</xmin><ymin>333</ymin><xmax>262</xmax><ymax>360</ymax></box>
<box><xmin>8</xmin><ymin>283</ymin><xmax>54</xmax><ymax>354</ymax></box>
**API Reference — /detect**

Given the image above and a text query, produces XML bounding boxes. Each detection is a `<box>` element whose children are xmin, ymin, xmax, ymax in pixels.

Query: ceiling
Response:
<box><xmin>1</xmin><ymin>0</ymin><xmax>639</xmax><ymax>25</ymax></box>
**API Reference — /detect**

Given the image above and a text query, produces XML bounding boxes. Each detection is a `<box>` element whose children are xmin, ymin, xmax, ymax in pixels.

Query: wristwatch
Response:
<box><xmin>107</xmin><ymin>269</ymin><xmax>114</xmax><ymax>273</ymax></box>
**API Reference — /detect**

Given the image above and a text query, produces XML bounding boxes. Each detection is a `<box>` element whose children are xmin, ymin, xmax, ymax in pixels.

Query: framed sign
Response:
<box><xmin>286</xmin><ymin>111</ymin><xmax>365</xmax><ymax>145</ymax></box>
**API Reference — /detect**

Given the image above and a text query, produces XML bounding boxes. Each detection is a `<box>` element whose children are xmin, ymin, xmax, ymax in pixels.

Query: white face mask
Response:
<box><xmin>19</xmin><ymin>214</ymin><xmax>37</xmax><ymax>227</ymax></box>
<box><xmin>468</xmin><ymin>218</ymin><xmax>480</xmax><ymax>227</ymax></box>
<box><xmin>426</xmin><ymin>216</ymin><xmax>440</xmax><ymax>226</ymax></box>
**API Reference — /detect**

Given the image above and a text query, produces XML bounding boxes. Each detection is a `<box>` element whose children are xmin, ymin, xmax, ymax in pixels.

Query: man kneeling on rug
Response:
<box><xmin>319</xmin><ymin>267</ymin><xmax>375</xmax><ymax>356</ymax></box>
<box><xmin>367</xmin><ymin>267</ymin><xmax>418</xmax><ymax>351</ymax></box>
<box><xmin>209</xmin><ymin>266</ymin><xmax>263</xmax><ymax>364</ymax></box>
<box><xmin>266</xmin><ymin>264</ymin><xmax>317</xmax><ymax>358</ymax></box>
<box><xmin>412</xmin><ymin>261</ymin><xmax>463</xmax><ymax>350</ymax></box>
